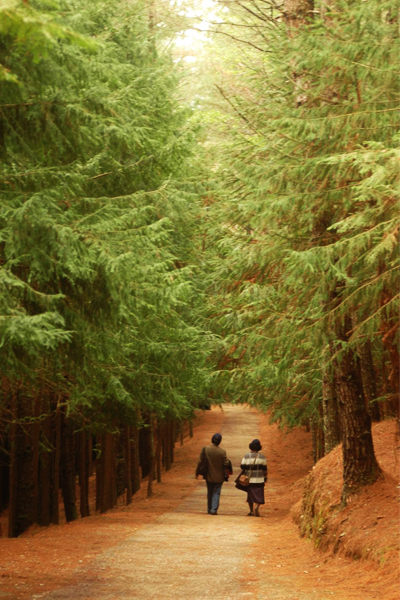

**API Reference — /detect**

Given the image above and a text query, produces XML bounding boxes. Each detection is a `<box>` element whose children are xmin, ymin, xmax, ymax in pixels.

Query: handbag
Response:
<box><xmin>237</xmin><ymin>472</ymin><xmax>250</xmax><ymax>487</ymax></box>
<box><xmin>223</xmin><ymin>459</ymin><xmax>233</xmax><ymax>482</ymax></box>
<box><xmin>196</xmin><ymin>447</ymin><xmax>208</xmax><ymax>478</ymax></box>
<box><xmin>235</xmin><ymin>454</ymin><xmax>258</xmax><ymax>489</ymax></box>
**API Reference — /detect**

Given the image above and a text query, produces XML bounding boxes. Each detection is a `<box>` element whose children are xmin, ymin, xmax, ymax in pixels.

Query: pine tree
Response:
<box><xmin>203</xmin><ymin>0</ymin><xmax>399</xmax><ymax>500</ymax></box>
<box><xmin>0</xmin><ymin>0</ymin><xmax>215</xmax><ymax>534</ymax></box>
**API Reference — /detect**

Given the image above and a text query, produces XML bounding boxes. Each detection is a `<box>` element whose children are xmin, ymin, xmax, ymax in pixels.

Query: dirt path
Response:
<box><xmin>38</xmin><ymin>406</ymin><xmax>264</xmax><ymax>599</ymax></box>
<box><xmin>0</xmin><ymin>405</ymin><xmax>396</xmax><ymax>600</ymax></box>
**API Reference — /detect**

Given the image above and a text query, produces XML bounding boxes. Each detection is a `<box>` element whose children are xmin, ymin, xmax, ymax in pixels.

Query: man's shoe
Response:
<box><xmin>210</xmin><ymin>511</ymin><xmax>218</xmax><ymax>515</ymax></box>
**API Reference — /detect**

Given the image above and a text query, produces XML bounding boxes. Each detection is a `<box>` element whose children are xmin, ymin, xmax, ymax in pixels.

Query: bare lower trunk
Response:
<box><xmin>131</xmin><ymin>424</ymin><xmax>141</xmax><ymax>494</ymax></box>
<box><xmin>60</xmin><ymin>417</ymin><xmax>78</xmax><ymax>522</ymax></box>
<box><xmin>10</xmin><ymin>392</ymin><xmax>35</xmax><ymax>537</ymax></box>
<box><xmin>335</xmin><ymin>315</ymin><xmax>381</xmax><ymax>504</ymax></box>
<box><xmin>95</xmin><ymin>447</ymin><xmax>101</xmax><ymax>513</ymax></box>
<box><xmin>85</xmin><ymin>436</ymin><xmax>91</xmax><ymax>517</ymax></box>
<box><xmin>100</xmin><ymin>433</ymin><xmax>116</xmax><ymax>513</ymax></box>
<box><xmin>359</xmin><ymin>340</ymin><xmax>380</xmax><ymax>421</ymax></box>
<box><xmin>32</xmin><ymin>395</ymin><xmax>41</xmax><ymax>524</ymax></box>
<box><xmin>169</xmin><ymin>421</ymin><xmax>175</xmax><ymax>466</ymax></box>
<box><xmin>39</xmin><ymin>407</ymin><xmax>51</xmax><ymax>527</ymax></box>
<box><xmin>115</xmin><ymin>428</ymin><xmax>126</xmax><ymax>499</ymax></box>
<box><xmin>156</xmin><ymin>421</ymin><xmax>163</xmax><ymax>484</ymax></box>
<box><xmin>147</xmin><ymin>417</ymin><xmax>155</xmax><ymax>498</ymax></box>
<box><xmin>79</xmin><ymin>430</ymin><xmax>89</xmax><ymax>518</ymax></box>
<box><xmin>310</xmin><ymin>406</ymin><xmax>325</xmax><ymax>463</ymax></box>
<box><xmin>382</xmin><ymin>323</ymin><xmax>399</xmax><ymax>418</ymax></box>
<box><xmin>139</xmin><ymin>417</ymin><xmax>152</xmax><ymax>479</ymax></box>
<box><xmin>125</xmin><ymin>425</ymin><xmax>132</xmax><ymax>505</ymax></box>
<box><xmin>322</xmin><ymin>369</ymin><xmax>341</xmax><ymax>453</ymax></box>
<box><xmin>51</xmin><ymin>405</ymin><xmax>61</xmax><ymax>525</ymax></box>
<box><xmin>8</xmin><ymin>391</ymin><xmax>17</xmax><ymax>538</ymax></box>
<box><xmin>352</xmin><ymin>313</ymin><xmax>380</xmax><ymax>421</ymax></box>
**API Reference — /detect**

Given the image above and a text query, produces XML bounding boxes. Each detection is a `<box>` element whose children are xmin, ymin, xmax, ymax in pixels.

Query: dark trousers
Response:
<box><xmin>206</xmin><ymin>481</ymin><xmax>222</xmax><ymax>514</ymax></box>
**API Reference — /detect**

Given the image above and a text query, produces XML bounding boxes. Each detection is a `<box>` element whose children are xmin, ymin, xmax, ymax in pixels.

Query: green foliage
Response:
<box><xmin>0</xmin><ymin>0</ymin><xmax>214</xmax><ymax>426</ymax></box>
<box><xmin>204</xmin><ymin>0</ymin><xmax>399</xmax><ymax>422</ymax></box>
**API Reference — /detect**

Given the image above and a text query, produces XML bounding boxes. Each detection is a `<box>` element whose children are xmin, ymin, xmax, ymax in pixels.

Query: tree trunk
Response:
<box><xmin>32</xmin><ymin>394</ymin><xmax>41</xmax><ymax>524</ymax></box>
<box><xmin>9</xmin><ymin>392</ymin><xmax>35</xmax><ymax>537</ymax></box>
<box><xmin>379</xmin><ymin>285</ymin><xmax>399</xmax><ymax>417</ymax></box>
<box><xmin>335</xmin><ymin>315</ymin><xmax>381</xmax><ymax>504</ymax></box>
<box><xmin>60</xmin><ymin>417</ymin><xmax>78</xmax><ymax>522</ymax></box>
<box><xmin>99</xmin><ymin>433</ymin><xmax>116</xmax><ymax>513</ymax></box>
<box><xmin>147</xmin><ymin>417</ymin><xmax>155</xmax><ymax>498</ymax></box>
<box><xmin>156</xmin><ymin>422</ymin><xmax>163</xmax><ymax>484</ymax></box>
<box><xmin>95</xmin><ymin>449</ymin><xmax>101</xmax><ymax>513</ymax></box>
<box><xmin>380</xmin><ymin>355</ymin><xmax>395</xmax><ymax>419</ymax></box>
<box><xmin>285</xmin><ymin>0</ymin><xmax>314</xmax><ymax>28</ymax></box>
<box><xmin>322</xmin><ymin>369</ymin><xmax>341</xmax><ymax>453</ymax></box>
<box><xmin>163</xmin><ymin>421</ymin><xmax>171</xmax><ymax>471</ymax></box>
<box><xmin>0</xmin><ymin>447</ymin><xmax>3</xmax><ymax>535</ymax></box>
<box><xmin>162</xmin><ymin>423</ymin><xmax>167</xmax><ymax>469</ymax></box>
<box><xmin>0</xmin><ymin>442</ymin><xmax>7</xmax><ymax>516</ymax></box>
<box><xmin>284</xmin><ymin>0</ymin><xmax>314</xmax><ymax>107</ymax></box>
<box><xmin>352</xmin><ymin>313</ymin><xmax>380</xmax><ymax>421</ymax></box>
<box><xmin>85</xmin><ymin>435</ymin><xmax>91</xmax><ymax>517</ymax></box>
<box><xmin>125</xmin><ymin>426</ymin><xmax>132</xmax><ymax>505</ymax></box>
<box><xmin>79</xmin><ymin>430</ymin><xmax>88</xmax><ymax>518</ymax></box>
<box><xmin>170</xmin><ymin>421</ymin><xmax>175</xmax><ymax>466</ymax></box>
<box><xmin>115</xmin><ymin>427</ymin><xmax>126</xmax><ymax>499</ymax></box>
<box><xmin>139</xmin><ymin>420</ymin><xmax>152</xmax><ymax>479</ymax></box>
<box><xmin>51</xmin><ymin>405</ymin><xmax>61</xmax><ymax>525</ymax></box>
<box><xmin>359</xmin><ymin>339</ymin><xmax>380</xmax><ymax>421</ymax></box>
<box><xmin>39</xmin><ymin>407</ymin><xmax>51</xmax><ymax>527</ymax></box>
<box><xmin>382</xmin><ymin>322</ymin><xmax>399</xmax><ymax>418</ymax></box>
<box><xmin>8</xmin><ymin>390</ymin><xmax>17</xmax><ymax>538</ymax></box>
<box><xmin>131</xmin><ymin>424</ymin><xmax>141</xmax><ymax>495</ymax></box>
<box><xmin>310</xmin><ymin>408</ymin><xmax>325</xmax><ymax>463</ymax></box>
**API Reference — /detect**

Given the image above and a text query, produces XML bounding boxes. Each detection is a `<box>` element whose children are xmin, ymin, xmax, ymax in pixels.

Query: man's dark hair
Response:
<box><xmin>211</xmin><ymin>433</ymin><xmax>222</xmax><ymax>445</ymax></box>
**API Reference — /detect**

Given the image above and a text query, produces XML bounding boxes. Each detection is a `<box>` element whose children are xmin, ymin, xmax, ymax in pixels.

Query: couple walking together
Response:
<box><xmin>195</xmin><ymin>433</ymin><xmax>268</xmax><ymax>517</ymax></box>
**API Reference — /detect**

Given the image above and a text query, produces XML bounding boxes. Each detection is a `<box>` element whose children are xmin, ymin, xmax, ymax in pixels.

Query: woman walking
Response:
<box><xmin>240</xmin><ymin>439</ymin><xmax>268</xmax><ymax>516</ymax></box>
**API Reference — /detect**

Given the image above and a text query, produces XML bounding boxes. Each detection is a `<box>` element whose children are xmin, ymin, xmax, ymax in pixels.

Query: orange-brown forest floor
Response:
<box><xmin>0</xmin><ymin>405</ymin><xmax>398</xmax><ymax>600</ymax></box>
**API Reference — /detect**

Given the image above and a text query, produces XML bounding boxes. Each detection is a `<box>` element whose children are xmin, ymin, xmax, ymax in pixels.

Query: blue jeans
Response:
<box><xmin>206</xmin><ymin>482</ymin><xmax>222</xmax><ymax>514</ymax></box>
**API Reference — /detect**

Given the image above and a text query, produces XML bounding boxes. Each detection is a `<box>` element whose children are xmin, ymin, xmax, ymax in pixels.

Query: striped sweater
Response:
<box><xmin>240</xmin><ymin>452</ymin><xmax>267</xmax><ymax>484</ymax></box>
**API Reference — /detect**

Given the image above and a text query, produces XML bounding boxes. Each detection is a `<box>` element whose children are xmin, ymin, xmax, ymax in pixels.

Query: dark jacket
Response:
<box><xmin>196</xmin><ymin>443</ymin><xmax>230</xmax><ymax>483</ymax></box>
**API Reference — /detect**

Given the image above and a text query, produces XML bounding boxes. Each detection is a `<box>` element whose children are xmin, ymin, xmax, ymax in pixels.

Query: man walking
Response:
<box><xmin>196</xmin><ymin>433</ymin><xmax>231</xmax><ymax>515</ymax></box>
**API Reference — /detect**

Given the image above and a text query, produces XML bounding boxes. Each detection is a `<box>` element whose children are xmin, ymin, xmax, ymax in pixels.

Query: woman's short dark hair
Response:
<box><xmin>249</xmin><ymin>439</ymin><xmax>262</xmax><ymax>452</ymax></box>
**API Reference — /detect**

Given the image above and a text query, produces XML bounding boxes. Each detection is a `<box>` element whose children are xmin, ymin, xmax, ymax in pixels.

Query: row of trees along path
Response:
<box><xmin>0</xmin><ymin>0</ymin><xmax>398</xmax><ymax>592</ymax></box>
<box><xmin>0</xmin><ymin>405</ymin><xmax>395</xmax><ymax>600</ymax></box>
<box><xmin>202</xmin><ymin>0</ymin><xmax>398</xmax><ymax>509</ymax></box>
<box><xmin>0</xmin><ymin>0</ymin><xmax>213</xmax><ymax>539</ymax></box>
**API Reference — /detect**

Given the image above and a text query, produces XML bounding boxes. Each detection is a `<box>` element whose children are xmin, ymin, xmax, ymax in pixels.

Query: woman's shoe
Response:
<box><xmin>247</xmin><ymin>512</ymin><xmax>254</xmax><ymax>516</ymax></box>
<box><xmin>254</xmin><ymin>507</ymin><xmax>260</xmax><ymax>517</ymax></box>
